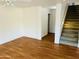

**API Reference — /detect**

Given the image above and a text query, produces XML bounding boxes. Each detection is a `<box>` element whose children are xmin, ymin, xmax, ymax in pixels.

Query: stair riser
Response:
<box><xmin>60</xmin><ymin>40</ymin><xmax>78</xmax><ymax>47</ymax></box>
<box><xmin>63</xmin><ymin>29</ymin><xmax>79</xmax><ymax>33</ymax></box>
<box><xmin>62</xmin><ymin>33</ymin><xmax>78</xmax><ymax>38</ymax></box>
<box><xmin>61</xmin><ymin>37</ymin><xmax>78</xmax><ymax>42</ymax></box>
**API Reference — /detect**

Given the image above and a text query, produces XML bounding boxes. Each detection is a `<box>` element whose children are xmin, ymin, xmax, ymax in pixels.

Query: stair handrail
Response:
<box><xmin>78</xmin><ymin>30</ymin><xmax>79</xmax><ymax>40</ymax></box>
<box><xmin>78</xmin><ymin>30</ymin><xmax>79</xmax><ymax>48</ymax></box>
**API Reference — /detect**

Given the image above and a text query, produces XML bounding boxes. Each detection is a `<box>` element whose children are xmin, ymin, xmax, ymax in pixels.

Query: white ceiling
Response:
<box><xmin>0</xmin><ymin>0</ymin><xmax>79</xmax><ymax>7</ymax></box>
<box><xmin>13</xmin><ymin>0</ymin><xmax>58</xmax><ymax>7</ymax></box>
<box><xmin>0</xmin><ymin>0</ymin><xmax>64</xmax><ymax>7</ymax></box>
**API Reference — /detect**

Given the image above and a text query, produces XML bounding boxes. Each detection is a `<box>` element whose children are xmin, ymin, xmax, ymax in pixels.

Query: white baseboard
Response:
<box><xmin>0</xmin><ymin>35</ymin><xmax>23</xmax><ymax>45</ymax></box>
<box><xmin>0</xmin><ymin>34</ymin><xmax>42</xmax><ymax>45</ymax></box>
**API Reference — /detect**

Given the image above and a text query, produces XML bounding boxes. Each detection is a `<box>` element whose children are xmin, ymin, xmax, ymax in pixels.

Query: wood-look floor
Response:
<box><xmin>0</xmin><ymin>34</ymin><xmax>79</xmax><ymax>59</ymax></box>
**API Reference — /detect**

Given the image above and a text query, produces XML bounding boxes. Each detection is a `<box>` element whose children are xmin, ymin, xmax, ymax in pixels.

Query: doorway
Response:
<box><xmin>42</xmin><ymin>9</ymin><xmax>56</xmax><ymax>42</ymax></box>
<box><xmin>48</xmin><ymin>9</ymin><xmax>56</xmax><ymax>34</ymax></box>
<box><xmin>48</xmin><ymin>13</ymin><xmax>51</xmax><ymax>34</ymax></box>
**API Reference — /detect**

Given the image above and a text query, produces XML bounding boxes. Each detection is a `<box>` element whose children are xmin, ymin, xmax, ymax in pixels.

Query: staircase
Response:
<box><xmin>60</xmin><ymin>5</ymin><xmax>79</xmax><ymax>47</ymax></box>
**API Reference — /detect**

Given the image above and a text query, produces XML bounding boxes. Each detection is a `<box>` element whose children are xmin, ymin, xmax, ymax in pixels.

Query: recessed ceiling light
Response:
<box><xmin>63</xmin><ymin>0</ymin><xmax>66</xmax><ymax>1</ymax></box>
<box><xmin>0</xmin><ymin>0</ymin><xmax>16</xmax><ymax>7</ymax></box>
<box><xmin>26</xmin><ymin>0</ymin><xmax>32</xmax><ymax>2</ymax></box>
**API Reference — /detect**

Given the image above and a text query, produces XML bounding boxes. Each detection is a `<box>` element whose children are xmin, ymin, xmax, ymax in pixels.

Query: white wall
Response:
<box><xmin>0</xmin><ymin>6</ymin><xmax>49</xmax><ymax>44</ymax></box>
<box><xmin>55</xmin><ymin>4</ymin><xmax>62</xmax><ymax>43</ymax></box>
<box><xmin>0</xmin><ymin>7</ymin><xmax>42</xmax><ymax>45</ymax></box>
<box><xmin>55</xmin><ymin>3</ymin><xmax>68</xmax><ymax>44</ymax></box>
<box><xmin>22</xmin><ymin>7</ymin><xmax>49</xmax><ymax>38</ymax></box>
<box><xmin>49</xmin><ymin>9</ymin><xmax>56</xmax><ymax>33</ymax></box>
<box><xmin>0</xmin><ymin>7</ymin><xmax>23</xmax><ymax>44</ymax></box>
<box><xmin>22</xmin><ymin>7</ymin><xmax>42</xmax><ymax>39</ymax></box>
<box><xmin>41</xmin><ymin>7</ymin><xmax>49</xmax><ymax>37</ymax></box>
